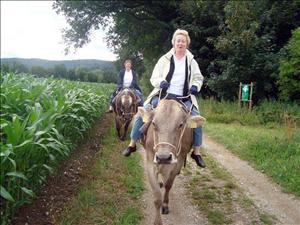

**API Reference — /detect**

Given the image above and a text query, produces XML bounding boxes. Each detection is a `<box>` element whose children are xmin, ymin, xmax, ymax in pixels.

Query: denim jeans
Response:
<box><xmin>130</xmin><ymin>96</ymin><xmax>202</xmax><ymax>147</ymax></box>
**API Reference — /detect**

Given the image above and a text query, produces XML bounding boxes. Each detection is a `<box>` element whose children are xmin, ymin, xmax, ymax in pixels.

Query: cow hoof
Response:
<box><xmin>162</xmin><ymin>206</ymin><xmax>169</xmax><ymax>214</ymax></box>
<box><xmin>159</xmin><ymin>182</ymin><xmax>163</xmax><ymax>188</ymax></box>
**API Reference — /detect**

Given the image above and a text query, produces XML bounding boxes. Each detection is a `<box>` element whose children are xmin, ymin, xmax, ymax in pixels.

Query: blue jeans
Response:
<box><xmin>130</xmin><ymin>96</ymin><xmax>202</xmax><ymax>147</ymax></box>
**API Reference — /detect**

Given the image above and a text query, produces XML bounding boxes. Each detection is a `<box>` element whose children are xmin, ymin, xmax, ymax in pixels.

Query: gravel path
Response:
<box><xmin>139</xmin><ymin>148</ymin><xmax>205</xmax><ymax>225</ymax></box>
<box><xmin>203</xmin><ymin>134</ymin><xmax>300</xmax><ymax>225</ymax></box>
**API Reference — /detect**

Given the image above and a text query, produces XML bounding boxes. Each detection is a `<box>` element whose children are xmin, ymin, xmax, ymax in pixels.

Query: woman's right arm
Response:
<box><xmin>117</xmin><ymin>70</ymin><xmax>123</xmax><ymax>89</ymax></box>
<box><xmin>150</xmin><ymin>57</ymin><xmax>166</xmax><ymax>88</ymax></box>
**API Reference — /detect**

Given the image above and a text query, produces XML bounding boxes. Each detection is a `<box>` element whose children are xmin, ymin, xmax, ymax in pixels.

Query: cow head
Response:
<box><xmin>138</xmin><ymin>99</ymin><xmax>205</xmax><ymax>164</ymax></box>
<box><xmin>116</xmin><ymin>88</ymin><xmax>137</xmax><ymax>120</ymax></box>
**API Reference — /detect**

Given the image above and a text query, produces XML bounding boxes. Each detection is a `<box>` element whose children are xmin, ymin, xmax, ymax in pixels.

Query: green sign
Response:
<box><xmin>241</xmin><ymin>85</ymin><xmax>249</xmax><ymax>101</ymax></box>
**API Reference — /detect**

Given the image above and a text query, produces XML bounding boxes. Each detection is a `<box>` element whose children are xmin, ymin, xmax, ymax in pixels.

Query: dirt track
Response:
<box><xmin>140</xmin><ymin>135</ymin><xmax>300</xmax><ymax>225</ymax></box>
<box><xmin>140</xmin><ymin>148</ymin><xmax>206</xmax><ymax>225</ymax></box>
<box><xmin>203</xmin><ymin>134</ymin><xmax>300</xmax><ymax>225</ymax></box>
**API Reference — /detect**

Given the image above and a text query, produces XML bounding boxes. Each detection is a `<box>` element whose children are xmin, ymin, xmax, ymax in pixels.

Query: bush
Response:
<box><xmin>278</xmin><ymin>27</ymin><xmax>300</xmax><ymax>102</ymax></box>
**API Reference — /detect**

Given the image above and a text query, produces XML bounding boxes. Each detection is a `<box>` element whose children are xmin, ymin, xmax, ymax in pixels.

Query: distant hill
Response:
<box><xmin>1</xmin><ymin>58</ymin><xmax>115</xmax><ymax>70</ymax></box>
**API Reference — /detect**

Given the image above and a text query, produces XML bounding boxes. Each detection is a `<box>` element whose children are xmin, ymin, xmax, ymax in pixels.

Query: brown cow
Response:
<box><xmin>113</xmin><ymin>88</ymin><xmax>140</xmax><ymax>141</ymax></box>
<box><xmin>138</xmin><ymin>99</ymin><xmax>205</xmax><ymax>225</ymax></box>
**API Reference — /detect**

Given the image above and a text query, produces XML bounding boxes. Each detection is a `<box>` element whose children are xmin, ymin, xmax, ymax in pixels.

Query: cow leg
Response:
<box><xmin>115</xmin><ymin>119</ymin><xmax>121</xmax><ymax>139</ymax></box>
<box><xmin>122</xmin><ymin>120</ymin><xmax>131</xmax><ymax>141</ymax></box>
<box><xmin>147</xmin><ymin>163</ymin><xmax>163</xmax><ymax>225</ymax></box>
<box><xmin>120</xmin><ymin>124</ymin><xmax>125</xmax><ymax>141</ymax></box>
<box><xmin>162</xmin><ymin>175</ymin><xmax>176</xmax><ymax>215</ymax></box>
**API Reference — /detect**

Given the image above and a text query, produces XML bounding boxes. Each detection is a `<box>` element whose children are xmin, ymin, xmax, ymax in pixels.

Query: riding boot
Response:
<box><xmin>122</xmin><ymin>145</ymin><xmax>136</xmax><ymax>157</ymax></box>
<box><xmin>191</xmin><ymin>147</ymin><xmax>205</xmax><ymax>168</ymax></box>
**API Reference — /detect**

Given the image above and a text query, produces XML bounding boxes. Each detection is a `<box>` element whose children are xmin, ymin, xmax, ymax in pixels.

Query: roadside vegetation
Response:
<box><xmin>0</xmin><ymin>73</ymin><xmax>114</xmax><ymax>224</ymax></box>
<box><xmin>199</xmin><ymin>99</ymin><xmax>300</xmax><ymax>196</ymax></box>
<box><xmin>55</xmin><ymin>124</ymin><xmax>144</xmax><ymax>225</ymax></box>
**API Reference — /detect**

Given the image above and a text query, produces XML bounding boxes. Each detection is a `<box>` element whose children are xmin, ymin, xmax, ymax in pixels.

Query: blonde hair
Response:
<box><xmin>171</xmin><ymin>29</ymin><xmax>191</xmax><ymax>47</ymax></box>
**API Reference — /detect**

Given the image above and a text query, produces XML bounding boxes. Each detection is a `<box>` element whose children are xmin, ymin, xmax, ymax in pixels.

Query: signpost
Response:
<box><xmin>239</xmin><ymin>82</ymin><xmax>253</xmax><ymax>109</ymax></box>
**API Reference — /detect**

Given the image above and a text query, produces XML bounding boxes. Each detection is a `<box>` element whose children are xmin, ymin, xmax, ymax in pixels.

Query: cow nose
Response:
<box><xmin>154</xmin><ymin>152</ymin><xmax>173</xmax><ymax>164</ymax></box>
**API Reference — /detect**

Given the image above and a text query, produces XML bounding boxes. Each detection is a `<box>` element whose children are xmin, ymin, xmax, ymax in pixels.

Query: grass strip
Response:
<box><xmin>204</xmin><ymin>123</ymin><xmax>300</xmax><ymax>196</ymax></box>
<box><xmin>56</xmin><ymin>125</ymin><xmax>144</xmax><ymax>225</ymax></box>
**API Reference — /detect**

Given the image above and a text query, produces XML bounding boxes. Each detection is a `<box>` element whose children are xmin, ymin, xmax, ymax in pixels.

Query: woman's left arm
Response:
<box><xmin>191</xmin><ymin>59</ymin><xmax>204</xmax><ymax>91</ymax></box>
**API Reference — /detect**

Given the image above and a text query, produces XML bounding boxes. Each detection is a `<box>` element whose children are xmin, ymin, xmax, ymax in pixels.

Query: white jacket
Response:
<box><xmin>145</xmin><ymin>48</ymin><xmax>204</xmax><ymax>109</ymax></box>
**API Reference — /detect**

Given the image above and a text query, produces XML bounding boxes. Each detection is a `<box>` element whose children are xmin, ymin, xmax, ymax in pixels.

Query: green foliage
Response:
<box><xmin>31</xmin><ymin>65</ymin><xmax>48</xmax><ymax>77</ymax></box>
<box><xmin>0</xmin><ymin>73</ymin><xmax>114</xmax><ymax>224</ymax></box>
<box><xmin>1</xmin><ymin>59</ymin><xmax>118</xmax><ymax>84</ymax></box>
<box><xmin>1</xmin><ymin>58</ymin><xmax>114</xmax><ymax>70</ymax></box>
<box><xmin>53</xmin><ymin>64</ymin><xmax>67</xmax><ymax>78</ymax></box>
<box><xmin>53</xmin><ymin>0</ymin><xmax>300</xmax><ymax>100</ymax></box>
<box><xmin>278</xmin><ymin>27</ymin><xmax>300</xmax><ymax>101</ymax></box>
<box><xmin>200</xmin><ymin>98</ymin><xmax>300</xmax><ymax>127</ymax></box>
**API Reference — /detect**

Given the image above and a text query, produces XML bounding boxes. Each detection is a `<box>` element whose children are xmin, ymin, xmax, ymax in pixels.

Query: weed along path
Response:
<box><xmin>203</xmin><ymin>134</ymin><xmax>300</xmax><ymax>225</ymax></box>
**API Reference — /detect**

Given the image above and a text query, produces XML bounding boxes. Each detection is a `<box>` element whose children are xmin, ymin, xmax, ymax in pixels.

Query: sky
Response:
<box><xmin>1</xmin><ymin>1</ymin><xmax>117</xmax><ymax>61</ymax></box>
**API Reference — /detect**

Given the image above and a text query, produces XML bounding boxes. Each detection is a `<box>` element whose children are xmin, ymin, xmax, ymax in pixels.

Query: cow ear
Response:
<box><xmin>187</xmin><ymin>115</ymin><xmax>206</xmax><ymax>128</ymax></box>
<box><xmin>138</xmin><ymin>107</ymin><xmax>146</xmax><ymax>116</ymax></box>
<box><xmin>138</xmin><ymin>107</ymin><xmax>153</xmax><ymax>123</ymax></box>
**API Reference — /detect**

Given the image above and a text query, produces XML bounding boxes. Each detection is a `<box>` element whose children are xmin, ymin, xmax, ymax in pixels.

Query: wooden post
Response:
<box><xmin>249</xmin><ymin>82</ymin><xmax>253</xmax><ymax>109</ymax></box>
<box><xmin>238</xmin><ymin>82</ymin><xmax>242</xmax><ymax>107</ymax></box>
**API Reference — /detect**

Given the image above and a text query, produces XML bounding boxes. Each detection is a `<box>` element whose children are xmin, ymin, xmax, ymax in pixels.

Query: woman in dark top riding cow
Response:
<box><xmin>107</xmin><ymin>59</ymin><xmax>143</xmax><ymax>112</ymax></box>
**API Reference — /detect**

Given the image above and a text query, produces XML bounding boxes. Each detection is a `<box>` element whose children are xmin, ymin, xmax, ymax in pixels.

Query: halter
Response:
<box><xmin>152</xmin><ymin>96</ymin><xmax>193</xmax><ymax>157</ymax></box>
<box><xmin>116</xmin><ymin>88</ymin><xmax>137</xmax><ymax>121</ymax></box>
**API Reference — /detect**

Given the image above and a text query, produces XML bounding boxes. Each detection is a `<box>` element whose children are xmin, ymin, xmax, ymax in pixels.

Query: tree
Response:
<box><xmin>53</xmin><ymin>64</ymin><xmax>67</xmax><ymax>78</ymax></box>
<box><xmin>101</xmin><ymin>67</ymin><xmax>117</xmax><ymax>83</ymax></box>
<box><xmin>53</xmin><ymin>1</ymin><xmax>179</xmax><ymax>59</ymax></box>
<box><xmin>31</xmin><ymin>65</ymin><xmax>48</xmax><ymax>77</ymax></box>
<box><xmin>209</xmin><ymin>0</ymin><xmax>300</xmax><ymax>101</ymax></box>
<box><xmin>53</xmin><ymin>0</ymin><xmax>300</xmax><ymax>101</ymax></box>
<box><xmin>278</xmin><ymin>27</ymin><xmax>300</xmax><ymax>102</ymax></box>
<box><xmin>10</xmin><ymin>62</ymin><xmax>29</xmax><ymax>74</ymax></box>
<box><xmin>75</xmin><ymin>67</ymin><xmax>89</xmax><ymax>81</ymax></box>
<box><xmin>0</xmin><ymin>63</ymin><xmax>10</xmax><ymax>74</ymax></box>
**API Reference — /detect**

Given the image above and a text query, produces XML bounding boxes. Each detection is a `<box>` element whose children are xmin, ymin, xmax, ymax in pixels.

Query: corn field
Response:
<box><xmin>0</xmin><ymin>73</ymin><xmax>114</xmax><ymax>224</ymax></box>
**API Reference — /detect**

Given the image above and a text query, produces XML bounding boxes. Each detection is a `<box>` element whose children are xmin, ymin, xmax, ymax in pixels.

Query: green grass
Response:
<box><xmin>56</xmin><ymin>125</ymin><xmax>144</xmax><ymax>225</ymax></box>
<box><xmin>204</xmin><ymin>123</ymin><xmax>300</xmax><ymax>196</ymax></box>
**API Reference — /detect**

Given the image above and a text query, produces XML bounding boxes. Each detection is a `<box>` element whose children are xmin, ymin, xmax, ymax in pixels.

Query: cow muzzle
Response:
<box><xmin>153</xmin><ymin>152</ymin><xmax>177</xmax><ymax>164</ymax></box>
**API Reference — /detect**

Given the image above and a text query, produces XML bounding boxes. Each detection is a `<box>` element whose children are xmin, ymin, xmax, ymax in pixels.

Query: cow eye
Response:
<box><xmin>152</xmin><ymin>121</ymin><xmax>156</xmax><ymax>128</ymax></box>
<box><xmin>178</xmin><ymin>122</ymin><xmax>184</xmax><ymax>129</ymax></box>
<box><xmin>152</xmin><ymin>121</ymin><xmax>159</xmax><ymax>131</ymax></box>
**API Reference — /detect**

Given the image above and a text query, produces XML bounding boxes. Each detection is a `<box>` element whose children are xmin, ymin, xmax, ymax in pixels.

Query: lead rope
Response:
<box><xmin>175</xmin><ymin>102</ymin><xmax>193</xmax><ymax>157</ymax></box>
<box><xmin>153</xmin><ymin>130</ymin><xmax>177</xmax><ymax>151</ymax></box>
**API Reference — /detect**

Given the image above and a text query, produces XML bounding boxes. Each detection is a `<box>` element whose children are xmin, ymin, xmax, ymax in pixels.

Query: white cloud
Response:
<box><xmin>1</xmin><ymin>1</ymin><xmax>117</xmax><ymax>61</ymax></box>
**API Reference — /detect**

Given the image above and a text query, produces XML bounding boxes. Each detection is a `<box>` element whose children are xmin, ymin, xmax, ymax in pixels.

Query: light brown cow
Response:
<box><xmin>138</xmin><ymin>99</ymin><xmax>205</xmax><ymax>225</ymax></box>
<box><xmin>113</xmin><ymin>88</ymin><xmax>139</xmax><ymax>141</ymax></box>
